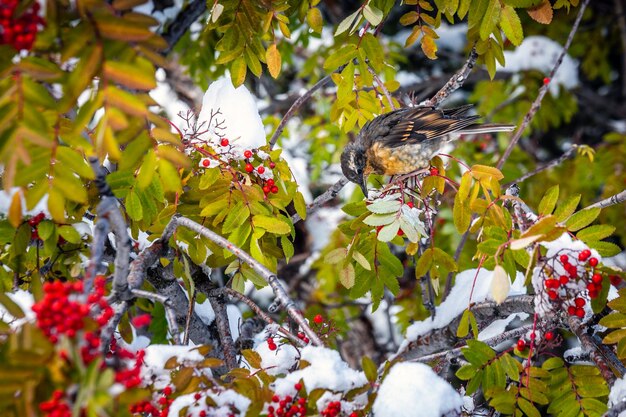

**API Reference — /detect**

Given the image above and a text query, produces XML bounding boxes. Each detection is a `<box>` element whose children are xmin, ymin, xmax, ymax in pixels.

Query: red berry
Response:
<box><xmin>575</xmin><ymin>307</ymin><xmax>585</xmax><ymax>318</ymax></box>
<box><xmin>194</xmin><ymin>393</ymin><xmax>201</xmax><ymax>400</ymax></box>
<box><xmin>294</xmin><ymin>383</ymin><xmax>302</xmax><ymax>391</ymax></box>
<box><xmin>574</xmin><ymin>297</ymin><xmax>585</xmax><ymax>308</ymax></box>
<box><xmin>587</xmin><ymin>283</ymin><xmax>597</xmax><ymax>292</ymax></box>
<box><xmin>589</xmin><ymin>257</ymin><xmax>598</xmax><ymax>267</ymax></box>
<box><xmin>592</xmin><ymin>273</ymin><xmax>603</xmax><ymax>284</ymax></box>
<box><xmin>199</xmin><ymin>411</ymin><xmax>207</xmax><ymax>417</ymax></box>
<box><xmin>313</xmin><ymin>314</ymin><xmax>323</xmax><ymax>324</ymax></box>
<box><xmin>567</xmin><ymin>264</ymin><xmax>578</xmax><ymax>278</ymax></box>
<box><xmin>429</xmin><ymin>167</ymin><xmax>439</xmax><ymax>176</ymax></box>
<box><xmin>263</xmin><ymin>185</ymin><xmax>271</xmax><ymax>194</ymax></box>
<box><xmin>270</xmin><ymin>186</ymin><xmax>279</xmax><ymax>194</ymax></box>
<box><xmin>202</xmin><ymin>159</ymin><xmax>210</xmax><ymax>167</ymax></box>
<box><xmin>547</xmin><ymin>290</ymin><xmax>558</xmax><ymax>300</ymax></box>
<box><xmin>220</xmin><ymin>138</ymin><xmax>229</xmax><ymax>147</ymax></box>
<box><xmin>269</xmin><ymin>162</ymin><xmax>276</xmax><ymax>169</ymax></box>
<box><xmin>543</xmin><ymin>77</ymin><xmax>550</xmax><ymax>85</ymax></box>
<box><xmin>163</xmin><ymin>386</ymin><xmax>172</xmax><ymax>396</ymax></box>
<box><xmin>578</xmin><ymin>249</ymin><xmax>591</xmax><ymax>261</ymax></box>
<box><xmin>610</xmin><ymin>275</ymin><xmax>622</xmax><ymax>286</ymax></box>
<box><xmin>257</xmin><ymin>166</ymin><xmax>265</xmax><ymax>174</ymax></box>
<box><xmin>272</xmin><ymin>395</ymin><xmax>280</xmax><ymax>403</ymax></box>
<box><xmin>545</xmin><ymin>331</ymin><xmax>554</xmax><ymax>341</ymax></box>
<box><xmin>559</xmin><ymin>255</ymin><xmax>569</xmax><ymax>264</ymax></box>
<box><xmin>245</xmin><ymin>163</ymin><xmax>254</xmax><ymax>173</ymax></box>
<box><xmin>559</xmin><ymin>275</ymin><xmax>569</xmax><ymax>285</ymax></box>
<box><xmin>350</xmin><ymin>413</ymin><xmax>358</xmax><ymax>417</ymax></box>
<box><xmin>406</xmin><ymin>201</ymin><xmax>414</xmax><ymax>208</ymax></box>
<box><xmin>589</xmin><ymin>290</ymin><xmax>598</xmax><ymax>299</ymax></box>
<box><xmin>269</xmin><ymin>343</ymin><xmax>277</xmax><ymax>351</ymax></box>
<box><xmin>516</xmin><ymin>339</ymin><xmax>526</xmax><ymax>350</ymax></box>
<box><xmin>567</xmin><ymin>306</ymin><xmax>576</xmax><ymax>316</ymax></box>
<box><xmin>244</xmin><ymin>150</ymin><xmax>252</xmax><ymax>158</ymax></box>
<box><xmin>267</xmin><ymin>179</ymin><xmax>275</xmax><ymax>186</ymax></box>
<box><xmin>397</xmin><ymin>229</ymin><xmax>404</xmax><ymax>236</ymax></box>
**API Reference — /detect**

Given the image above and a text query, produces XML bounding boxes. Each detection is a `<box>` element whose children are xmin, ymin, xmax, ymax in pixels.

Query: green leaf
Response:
<box><xmin>307</xmin><ymin>7</ymin><xmax>323</xmax><ymax>33</ymax></box>
<box><xmin>0</xmin><ymin>293</ymin><xmax>25</xmax><ymax>319</ymax></box>
<box><xmin>537</xmin><ymin>185</ymin><xmax>559</xmax><ymax>216</ymax></box>
<box><xmin>480</xmin><ymin>0</ymin><xmax>502</xmax><ymax>40</ymax></box>
<box><xmin>517</xmin><ymin>398</ymin><xmax>540</xmax><ymax>417</ymax></box>
<box><xmin>340</xmin><ymin>263</ymin><xmax>356</xmax><ymax>288</ymax></box>
<box><xmin>457</xmin><ymin>309</ymin><xmax>470</xmax><ymax>338</ymax></box>
<box><xmin>230</xmin><ymin>56</ymin><xmax>247</xmax><ymax>87</ymax></box>
<box><xmin>252</xmin><ymin>215</ymin><xmax>290</xmax><ymax>235</ymax></box>
<box><xmin>126</xmin><ymin>189</ymin><xmax>143</xmax><ymax>221</ymax></box>
<box><xmin>576</xmin><ymin>224</ymin><xmax>615</xmax><ymax>242</ymax></box>
<box><xmin>587</xmin><ymin>240</ymin><xmax>621</xmax><ymax>257</ymax></box>
<box><xmin>553</xmin><ymin>194</ymin><xmax>581</xmax><ymax>222</ymax></box>
<box><xmin>453</xmin><ymin>193</ymin><xmax>471</xmax><ymax>233</ymax></box>
<box><xmin>361</xmin><ymin>34</ymin><xmax>384</xmax><ymax>72</ymax></box>
<box><xmin>456</xmin><ymin>363</ymin><xmax>476</xmax><ymax>380</ymax></box>
<box><xmin>415</xmin><ymin>248</ymin><xmax>433</xmax><ymax>278</ymax></box>
<box><xmin>294</xmin><ymin>192</ymin><xmax>307</xmax><ymax>220</ymax></box>
<box><xmin>364</xmin><ymin>213</ymin><xmax>396</xmax><ymax>226</ymax></box>
<box><xmin>565</xmin><ymin>208</ymin><xmax>601</xmax><ymax>231</ymax></box>
<box><xmin>57</xmin><ymin>225</ymin><xmax>82</xmax><ymax>244</ymax></box>
<box><xmin>377</xmin><ymin>220</ymin><xmax>400</xmax><ymax>242</ymax></box>
<box><xmin>367</xmin><ymin>199</ymin><xmax>401</xmax><ymax>214</ymax></box>
<box><xmin>352</xmin><ymin>250</ymin><xmax>371</xmax><ymax>271</ymax></box>
<box><xmin>324</xmin><ymin>44</ymin><xmax>358</xmax><ymax>71</ymax></box>
<box><xmin>433</xmin><ymin>248</ymin><xmax>458</xmax><ymax>272</ymax></box>
<box><xmin>325</xmin><ymin>248</ymin><xmax>348</xmax><ymax>264</ymax></box>
<box><xmin>335</xmin><ymin>9</ymin><xmax>361</xmax><ymax>36</ymax></box>
<box><xmin>499</xmin><ymin>5</ymin><xmax>523</xmax><ymax>46</ymax></box>
<box><xmin>362</xmin><ymin>5</ymin><xmax>383</xmax><ymax>25</ymax></box>
<box><xmin>362</xmin><ymin>356</ymin><xmax>377</xmax><ymax>382</ymax></box>
<box><xmin>223</xmin><ymin>202</ymin><xmax>250</xmax><ymax>234</ymax></box>
<box><xmin>103</xmin><ymin>60</ymin><xmax>156</xmax><ymax>90</ymax></box>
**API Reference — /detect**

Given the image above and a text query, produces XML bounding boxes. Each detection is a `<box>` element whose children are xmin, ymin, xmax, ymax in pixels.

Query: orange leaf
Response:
<box><xmin>8</xmin><ymin>191</ymin><xmax>22</xmax><ymax>228</ymax></box>
<box><xmin>527</xmin><ymin>0</ymin><xmax>553</xmax><ymax>24</ymax></box>
<box><xmin>266</xmin><ymin>44</ymin><xmax>281</xmax><ymax>79</ymax></box>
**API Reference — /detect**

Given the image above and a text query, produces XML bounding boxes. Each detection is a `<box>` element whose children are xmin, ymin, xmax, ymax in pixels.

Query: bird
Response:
<box><xmin>340</xmin><ymin>105</ymin><xmax>515</xmax><ymax>196</ymax></box>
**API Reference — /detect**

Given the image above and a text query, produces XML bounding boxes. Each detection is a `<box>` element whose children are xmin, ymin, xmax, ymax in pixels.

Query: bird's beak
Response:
<box><xmin>359</xmin><ymin>174</ymin><xmax>368</xmax><ymax>197</ymax></box>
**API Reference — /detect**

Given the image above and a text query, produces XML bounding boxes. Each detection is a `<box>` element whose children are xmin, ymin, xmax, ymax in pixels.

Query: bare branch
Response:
<box><xmin>497</xmin><ymin>0</ymin><xmax>590</xmax><ymax>170</ymax></box>
<box><xmin>162</xmin><ymin>0</ymin><xmax>207</xmax><ymax>54</ymax></box>
<box><xmin>584</xmin><ymin>189</ymin><xmax>626</xmax><ymax>210</ymax></box>
<box><xmin>208</xmin><ymin>291</ymin><xmax>238</xmax><ymax>370</ymax></box>
<box><xmin>268</xmin><ymin>67</ymin><xmax>346</xmax><ymax>149</ymax></box>
<box><xmin>291</xmin><ymin>176</ymin><xmax>349</xmax><ymax>224</ymax></box>
<box><xmin>173</xmin><ymin>215</ymin><xmax>324</xmax><ymax>346</ymax></box>
<box><xmin>367</xmin><ymin>65</ymin><xmax>396</xmax><ymax>110</ymax></box>
<box><xmin>503</xmin><ymin>145</ymin><xmax>578</xmax><ymax>188</ymax></box>
<box><xmin>422</xmin><ymin>47</ymin><xmax>478</xmax><ymax>108</ymax></box>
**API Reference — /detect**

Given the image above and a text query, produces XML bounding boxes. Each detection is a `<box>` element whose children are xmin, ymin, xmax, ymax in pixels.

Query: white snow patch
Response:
<box><xmin>0</xmin><ymin>290</ymin><xmax>35</xmax><ymax>329</ymax></box>
<box><xmin>500</xmin><ymin>36</ymin><xmax>579</xmax><ymax>95</ymax></box>
<box><xmin>401</xmin><ymin>268</ymin><xmax>526</xmax><ymax>346</ymax></box>
<box><xmin>271</xmin><ymin>346</ymin><xmax>367</xmax><ymax>396</ymax></box>
<box><xmin>196</xmin><ymin>78</ymin><xmax>266</xmax><ymax>152</ymax></box>
<box><xmin>168</xmin><ymin>388</ymin><xmax>251</xmax><ymax>417</ymax></box>
<box><xmin>151</xmin><ymin>68</ymin><xmax>191</xmax><ymax>121</ymax></box>
<box><xmin>256</xmin><ymin>339</ymin><xmax>299</xmax><ymax>376</ymax></box>
<box><xmin>609</xmin><ymin>377</ymin><xmax>626</xmax><ymax>411</ymax></box>
<box><xmin>142</xmin><ymin>345</ymin><xmax>207</xmax><ymax>389</ymax></box>
<box><xmin>372</xmin><ymin>362</ymin><xmax>463</xmax><ymax>417</ymax></box>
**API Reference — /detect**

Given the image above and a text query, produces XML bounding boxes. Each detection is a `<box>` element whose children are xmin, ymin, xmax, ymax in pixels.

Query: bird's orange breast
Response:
<box><xmin>365</xmin><ymin>142</ymin><xmax>432</xmax><ymax>176</ymax></box>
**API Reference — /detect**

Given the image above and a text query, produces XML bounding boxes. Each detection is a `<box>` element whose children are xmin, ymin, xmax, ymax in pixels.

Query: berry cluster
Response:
<box><xmin>39</xmin><ymin>390</ymin><xmax>71</xmax><ymax>417</ymax></box>
<box><xmin>516</xmin><ymin>330</ymin><xmax>556</xmax><ymax>351</ymax></box>
<box><xmin>267</xmin><ymin>337</ymin><xmax>278</xmax><ymax>351</ymax></box>
<box><xmin>541</xmin><ymin>249</ymin><xmax>620</xmax><ymax>318</ymax></box>
<box><xmin>0</xmin><ymin>0</ymin><xmax>44</xmax><ymax>51</ymax></box>
<box><xmin>129</xmin><ymin>386</ymin><xmax>174</xmax><ymax>417</ymax></box>
<box><xmin>297</xmin><ymin>331</ymin><xmax>310</xmax><ymax>344</ymax></box>
<box><xmin>33</xmin><ymin>279</ymin><xmax>89</xmax><ymax>343</ymax></box>
<box><xmin>113</xmin><ymin>345</ymin><xmax>145</xmax><ymax>389</ymax></box>
<box><xmin>269</xmin><ymin>385</ymin><xmax>307</xmax><ymax>417</ymax></box>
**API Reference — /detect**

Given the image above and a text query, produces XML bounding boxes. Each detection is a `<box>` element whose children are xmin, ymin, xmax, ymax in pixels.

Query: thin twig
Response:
<box><xmin>584</xmin><ymin>189</ymin><xmax>626</xmax><ymax>210</ymax></box>
<box><xmin>422</xmin><ymin>46</ymin><xmax>478</xmax><ymax>108</ymax></box>
<box><xmin>291</xmin><ymin>176</ymin><xmax>349</xmax><ymax>224</ymax></box>
<box><xmin>173</xmin><ymin>215</ymin><xmax>324</xmax><ymax>346</ymax></box>
<box><xmin>269</xmin><ymin>66</ymin><xmax>346</xmax><ymax>149</ymax></box>
<box><xmin>367</xmin><ymin>65</ymin><xmax>396</xmax><ymax>110</ymax></box>
<box><xmin>503</xmin><ymin>145</ymin><xmax>578</xmax><ymax>188</ymax></box>
<box><xmin>183</xmin><ymin>288</ymin><xmax>196</xmax><ymax>345</ymax></box>
<box><xmin>496</xmin><ymin>0</ymin><xmax>590</xmax><ymax>170</ymax></box>
<box><xmin>101</xmin><ymin>301</ymin><xmax>130</xmax><ymax>355</ymax></box>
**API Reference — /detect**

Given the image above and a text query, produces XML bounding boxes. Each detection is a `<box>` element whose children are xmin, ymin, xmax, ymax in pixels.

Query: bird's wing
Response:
<box><xmin>380</xmin><ymin>106</ymin><xmax>480</xmax><ymax>148</ymax></box>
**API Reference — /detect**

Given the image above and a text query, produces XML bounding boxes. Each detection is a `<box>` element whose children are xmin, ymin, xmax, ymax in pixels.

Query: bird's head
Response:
<box><xmin>340</xmin><ymin>142</ymin><xmax>368</xmax><ymax>196</ymax></box>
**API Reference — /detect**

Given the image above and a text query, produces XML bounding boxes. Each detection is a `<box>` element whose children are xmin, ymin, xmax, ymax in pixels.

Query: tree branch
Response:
<box><xmin>503</xmin><ymin>145</ymin><xmax>578</xmax><ymax>188</ymax></box>
<box><xmin>172</xmin><ymin>215</ymin><xmax>324</xmax><ymax>346</ymax></box>
<box><xmin>496</xmin><ymin>0</ymin><xmax>590</xmax><ymax>170</ymax></box>
<box><xmin>269</xmin><ymin>66</ymin><xmax>346</xmax><ymax>149</ymax></box>
<box><xmin>291</xmin><ymin>176</ymin><xmax>349</xmax><ymax>224</ymax></box>
<box><xmin>584</xmin><ymin>189</ymin><xmax>626</xmax><ymax>210</ymax></box>
<box><xmin>162</xmin><ymin>0</ymin><xmax>207</xmax><ymax>54</ymax></box>
<box><xmin>422</xmin><ymin>47</ymin><xmax>477</xmax><ymax>108</ymax></box>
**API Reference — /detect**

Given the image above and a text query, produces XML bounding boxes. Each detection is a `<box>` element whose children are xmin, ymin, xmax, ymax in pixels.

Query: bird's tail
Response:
<box><xmin>460</xmin><ymin>123</ymin><xmax>516</xmax><ymax>134</ymax></box>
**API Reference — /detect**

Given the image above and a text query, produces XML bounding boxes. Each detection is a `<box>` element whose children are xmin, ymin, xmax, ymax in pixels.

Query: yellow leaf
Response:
<box><xmin>8</xmin><ymin>191</ymin><xmax>22</xmax><ymax>228</ymax></box>
<box><xmin>527</xmin><ymin>0</ymin><xmax>553</xmax><ymax>24</ymax></box>
<box><xmin>230</xmin><ymin>56</ymin><xmax>247</xmax><ymax>87</ymax></box>
<box><xmin>490</xmin><ymin>265</ymin><xmax>510</xmax><ymax>304</ymax></box>
<box><xmin>266</xmin><ymin>44</ymin><xmax>281</xmax><ymax>79</ymax></box>
<box><xmin>307</xmin><ymin>7</ymin><xmax>323</xmax><ymax>33</ymax></box>
<box><xmin>103</xmin><ymin>61</ymin><xmax>156</xmax><ymax>91</ymax></box>
<box><xmin>421</xmin><ymin>35</ymin><xmax>438</xmax><ymax>60</ymax></box>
